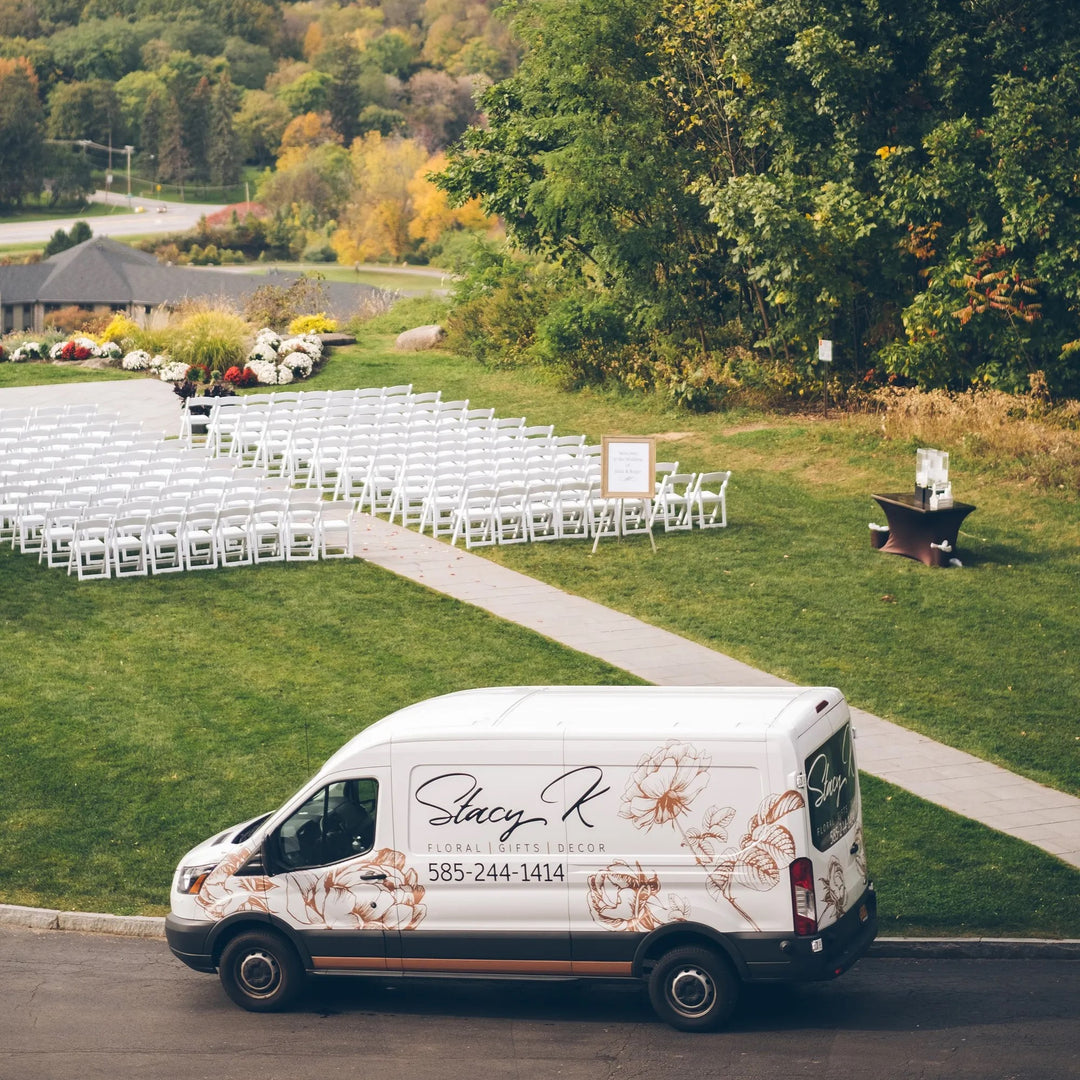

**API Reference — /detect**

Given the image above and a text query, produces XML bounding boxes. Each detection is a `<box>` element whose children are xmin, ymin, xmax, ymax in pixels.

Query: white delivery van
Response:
<box><xmin>166</xmin><ymin>686</ymin><xmax>877</xmax><ymax>1031</ymax></box>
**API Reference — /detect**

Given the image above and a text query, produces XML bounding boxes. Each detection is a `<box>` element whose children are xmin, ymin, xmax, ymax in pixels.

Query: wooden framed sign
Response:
<box><xmin>601</xmin><ymin>435</ymin><xmax>656</xmax><ymax>498</ymax></box>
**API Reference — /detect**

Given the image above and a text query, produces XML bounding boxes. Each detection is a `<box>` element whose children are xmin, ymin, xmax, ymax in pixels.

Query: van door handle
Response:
<box><xmin>358</xmin><ymin>871</ymin><xmax>387</xmax><ymax>881</ymax></box>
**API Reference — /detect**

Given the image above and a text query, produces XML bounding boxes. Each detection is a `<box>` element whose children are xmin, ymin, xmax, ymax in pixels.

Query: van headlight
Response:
<box><xmin>177</xmin><ymin>862</ymin><xmax>219</xmax><ymax>894</ymax></box>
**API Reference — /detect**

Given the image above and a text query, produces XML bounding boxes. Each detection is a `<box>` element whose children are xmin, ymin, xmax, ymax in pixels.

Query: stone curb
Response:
<box><xmin>2</xmin><ymin>903</ymin><xmax>1077</xmax><ymax>958</ymax></box>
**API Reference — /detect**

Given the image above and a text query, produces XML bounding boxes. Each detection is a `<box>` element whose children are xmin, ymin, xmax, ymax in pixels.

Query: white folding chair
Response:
<box><xmin>216</xmin><ymin>505</ymin><xmax>254</xmax><ymax>568</ymax></box>
<box><xmin>250</xmin><ymin>498</ymin><xmax>287</xmax><ymax>563</ymax></box>
<box><xmin>40</xmin><ymin>507</ymin><xmax>81</xmax><ymax>568</ymax></box>
<box><xmin>525</xmin><ymin>481</ymin><xmax>560</xmax><ymax>541</ymax></box>
<box><xmin>284</xmin><ymin>493</ymin><xmax>322</xmax><ymax>562</ymax></box>
<box><xmin>555</xmin><ymin>479</ymin><xmax>593</xmax><ymax>540</ymax></box>
<box><xmin>182</xmin><ymin>508</ymin><xmax>219</xmax><ymax>570</ymax></box>
<box><xmin>68</xmin><ymin>515</ymin><xmax>113</xmax><ymax>580</ymax></box>
<box><xmin>319</xmin><ymin>502</ymin><xmax>354</xmax><ymax>558</ymax></box>
<box><xmin>693</xmin><ymin>470</ymin><xmax>731</xmax><ymax>528</ymax></box>
<box><xmin>649</xmin><ymin>472</ymin><xmax>697</xmax><ymax>532</ymax></box>
<box><xmin>111</xmin><ymin>512</ymin><xmax>151</xmax><ymax>577</ymax></box>
<box><xmin>450</xmin><ymin>485</ymin><xmax>497</xmax><ymax>549</ymax></box>
<box><xmin>147</xmin><ymin>511</ymin><xmax>185</xmax><ymax>574</ymax></box>
<box><xmin>493</xmin><ymin>482</ymin><xmax>529</xmax><ymax>544</ymax></box>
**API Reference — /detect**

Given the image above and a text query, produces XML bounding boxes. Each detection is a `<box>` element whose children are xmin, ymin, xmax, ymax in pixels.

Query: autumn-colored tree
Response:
<box><xmin>332</xmin><ymin>131</ymin><xmax>427</xmax><ymax>263</ymax></box>
<box><xmin>276</xmin><ymin>111</ymin><xmax>342</xmax><ymax>167</ymax></box>
<box><xmin>408</xmin><ymin>151</ymin><xmax>488</xmax><ymax>246</ymax></box>
<box><xmin>0</xmin><ymin>57</ymin><xmax>45</xmax><ymax>206</ymax></box>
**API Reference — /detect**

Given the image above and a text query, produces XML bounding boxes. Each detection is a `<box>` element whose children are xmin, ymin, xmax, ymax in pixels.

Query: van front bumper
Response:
<box><xmin>165</xmin><ymin>912</ymin><xmax>218</xmax><ymax>973</ymax></box>
<box><xmin>732</xmin><ymin>883</ymin><xmax>878</xmax><ymax>982</ymax></box>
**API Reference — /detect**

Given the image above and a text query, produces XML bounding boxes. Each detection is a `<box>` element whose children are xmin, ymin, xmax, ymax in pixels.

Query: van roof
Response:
<box><xmin>322</xmin><ymin>686</ymin><xmax>841</xmax><ymax>770</ymax></box>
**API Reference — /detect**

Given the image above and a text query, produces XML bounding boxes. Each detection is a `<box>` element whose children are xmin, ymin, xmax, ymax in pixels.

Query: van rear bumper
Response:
<box><xmin>732</xmin><ymin>884</ymin><xmax>878</xmax><ymax>982</ymax></box>
<box><xmin>165</xmin><ymin>912</ymin><xmax>218</xmax><ymax>973</ymax></box>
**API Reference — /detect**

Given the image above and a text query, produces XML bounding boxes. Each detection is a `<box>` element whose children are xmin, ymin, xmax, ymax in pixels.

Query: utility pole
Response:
<box><xmin>125</xmin><ymin>145</ymin><xmax>134</xmax><ymax>198</ymax></box>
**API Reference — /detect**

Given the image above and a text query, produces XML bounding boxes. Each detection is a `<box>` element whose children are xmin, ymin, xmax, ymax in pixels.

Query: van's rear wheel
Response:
<box><xmin>648</xmin><ymin>946</ymin><xmax>739</xmax><ymax>1032</ymax></box>
<box><xmin>218</xmin><ymin>930</ymin><xmax>305</xmax><ymax>1012</ymax></box>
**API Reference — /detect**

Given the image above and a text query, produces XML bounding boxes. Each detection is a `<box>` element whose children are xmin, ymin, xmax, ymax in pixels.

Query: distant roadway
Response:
<box><xmin>0</xmin><ymin>190</ymin><xmax>227</xmax><ymax>245</ymax></box>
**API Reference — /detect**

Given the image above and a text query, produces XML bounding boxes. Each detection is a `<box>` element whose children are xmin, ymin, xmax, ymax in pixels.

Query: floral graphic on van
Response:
<box><xmin>687</xmin><ymin>790</ymin><xmax>805</xmax><ymax>931</ymax></box>
<box><xmin>196</xmin><ymin>846</ymin><xmax>427</xmax><ymax>930</ymax></box>
<box><xmin>196</xmin><ymin>847</ymin><xmax>278</xmax><ymax>920</ymax></box>
<box><xmin>586</xmin><ymin>860</ymin><xmax>689</xmax><ymax>932</ymax></box>
<box><xmin>618</xmin><ymin>741</ymin><xmax>712</xmax><ymax>830</ymax></box>
<box><xmin>284</xmin><ymin>848</ymin><xmax>427</xmax><ymax>930</ymax></box>
<box><xmin>819</xmin><ymin>856</ymin><xmax>847</xmax><ymax>922</ymax></box>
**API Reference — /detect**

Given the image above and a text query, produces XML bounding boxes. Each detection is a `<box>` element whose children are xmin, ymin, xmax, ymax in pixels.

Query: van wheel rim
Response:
<box><xmin>238</xmin><ymin>950</ymin><xmax>280</xmax><ymax>996</ymax></box>
<box><xmin>669</xmin><ymin>967</ymin><xmax>715</xmax><ymax>1015</ymax></box>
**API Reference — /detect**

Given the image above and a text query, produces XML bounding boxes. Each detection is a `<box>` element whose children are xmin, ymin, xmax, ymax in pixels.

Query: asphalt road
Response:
<box><xmin>1</xmin><ymin>927</ymin><xmax>1076</xmax><ymax>1080</ymax></box>
<box><xmin>0</xmin><ymin>191</ymin><xmax>226</xmax><ymax>245</ymax></box>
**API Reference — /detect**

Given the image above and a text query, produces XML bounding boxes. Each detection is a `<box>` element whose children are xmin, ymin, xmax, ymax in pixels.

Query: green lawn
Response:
<box><xmin>1</xmin><ymin>326</ymin><xmax>1078</xmax><ymax>934</ymax></box>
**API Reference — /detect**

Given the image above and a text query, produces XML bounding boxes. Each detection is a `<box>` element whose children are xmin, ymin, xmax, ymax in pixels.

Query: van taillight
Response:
<box><xmin>790</xmin><ymin>857</ymin><xmax>817</xmax><ymax>935</ymax></box>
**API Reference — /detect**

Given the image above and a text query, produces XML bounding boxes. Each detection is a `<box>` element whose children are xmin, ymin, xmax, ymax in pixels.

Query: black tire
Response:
<box><xmin>647</xmin><ymin>946</ymin><xmax>739</xmax><ymax>1032</ymax></box>
<box><xmin>218</xmin><ymin>930</ymin><xmax>305</xmax><ymax>1012</ymax></box>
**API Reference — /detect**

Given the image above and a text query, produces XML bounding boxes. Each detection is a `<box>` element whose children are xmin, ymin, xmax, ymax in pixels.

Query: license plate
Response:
<box><xmin>859</xmin><ymin>903</ymin><xmax>869</xmax><ymax>923</ymax></box>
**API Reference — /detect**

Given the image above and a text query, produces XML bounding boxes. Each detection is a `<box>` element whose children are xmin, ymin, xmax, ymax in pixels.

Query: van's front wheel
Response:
<box><xmin>218</xmin><ymin>930</ymin><xmax>305</xmax><ymax>1012</ymax></box>
<box><xmin>648</xmin><ymin>946</ymin><xmax>739</xmax><ymax>1032</ymax></box>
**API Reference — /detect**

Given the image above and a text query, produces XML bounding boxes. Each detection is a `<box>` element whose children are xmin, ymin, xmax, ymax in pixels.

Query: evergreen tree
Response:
<box><xmin>207</xmin><ymin>73</ymin><xmax>241</xmax><ymax>187</ymax></box>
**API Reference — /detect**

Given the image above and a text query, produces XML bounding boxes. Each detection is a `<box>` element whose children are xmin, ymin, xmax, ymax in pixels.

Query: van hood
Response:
<box><xmin>174</xmin><ymin>813</ymin><xmax>271</xmax><ymax>883</ymax></box>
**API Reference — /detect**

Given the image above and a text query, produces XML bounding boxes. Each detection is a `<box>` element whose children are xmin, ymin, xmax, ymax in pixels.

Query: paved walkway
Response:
<box><xmin>4</xmin><ymin>379</ymin><xmax>1080</xmax><ymax>870</ymax></box>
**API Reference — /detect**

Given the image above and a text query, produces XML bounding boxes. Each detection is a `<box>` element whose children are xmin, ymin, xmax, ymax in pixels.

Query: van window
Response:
<box><xmin>804</xmin><ymin>723</ymin><xmax>858</xmax><ymax>851</ymax></box>
<box><xmin>274</xmin><ymin>779</ymin><xmax>378</xmax><ymax>871</ymax></box>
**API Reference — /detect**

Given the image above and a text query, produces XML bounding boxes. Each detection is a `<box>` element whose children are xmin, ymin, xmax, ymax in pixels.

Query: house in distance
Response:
<box><xmin>0</xmin><ymin>237</ymin><xmax>383</xmax><ymax>334</ymax></box>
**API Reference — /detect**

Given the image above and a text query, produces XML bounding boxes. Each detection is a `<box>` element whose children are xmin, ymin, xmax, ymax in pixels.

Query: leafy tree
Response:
<box><xmin>46</xmin><ymin>79</ymin><xmax>125</xmax><ymax>145</ymax></box>
<box><xmin>276</xmin><ymin>69</ymin><xmax>334</xmax><ymax>116</ymax></box>
<box><xmin>42</xmin><ymin>142</ymin><xmax>94</xmax><ymax>205</ymax></box>
<box><xmin>43</xmin><ymin>219</ymin><xmax>92</xmax><ymax>256</ymax></box>
<box><xmin>233</xmin><ymin>89</ymin><xmax>291</xmax><ymax>165</ymax></box>
<box><xmin>48</xmin><ymin>18</ymin><xmax>144</xmax><ymax>82</ymax></box>
<box><xmin>0</xmin><ymin>0</ymin><xmax>39</xmax><ymax>38</ymax></box>
<box><xmin>223</xmin><ymin>36</ymin><xmax>274</xmax><ymax>90</ymax></box>
<box><xmin>441</xmin><ymin>0</ymin><xmax>1080</xmax><ymax>396</ymax></box>
<box><xmin>332</xmin><ymin>131</ymin><xmax>428</xmax><ymax>263</ymax></box>
<box><xmin>207</xmin><ymin>73</ymin><xmax>241</xmax><ymax>186</ymax></box>
<box><xmin>0</xmin><ymin>57</ymin><xmax>45</xmax><ymax>207</ymax></box>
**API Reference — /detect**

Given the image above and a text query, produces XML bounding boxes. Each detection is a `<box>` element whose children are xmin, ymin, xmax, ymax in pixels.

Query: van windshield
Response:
<box><xmin>804</xmin><ymin>722</ymin><xmax>858</xmax><ymax>851</ymax></box>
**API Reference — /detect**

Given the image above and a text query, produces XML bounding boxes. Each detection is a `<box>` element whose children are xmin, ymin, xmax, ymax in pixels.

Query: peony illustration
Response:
<box><xmin>619</xmin><ymin>741</ymin><xmax>712</xmax><ymax>830</ymax></box>
<box><xmin>284</xmin><ymin>848</ymin><xmax>427</xmax><ymax>930</ymax></box>
<box><xmin>196</xmin><ymin>847</ymin><xmax>426</xmax><ymax>930</ymax></box>
<box><xmin>587</xmin><ymin>860</ymin><xmax>688</xmax><ymax>932</ymax></box>
<box><xmin>196</xmin><ymin>847</ymin><xmax>279</xmax><ymax>920</ymax></box>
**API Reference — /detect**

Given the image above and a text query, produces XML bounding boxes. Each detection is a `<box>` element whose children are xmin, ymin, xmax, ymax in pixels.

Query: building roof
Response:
<box><xmin>0</xmin><ymin>237</ymin><xmax>383</xmax><ymax>317</ymax></box>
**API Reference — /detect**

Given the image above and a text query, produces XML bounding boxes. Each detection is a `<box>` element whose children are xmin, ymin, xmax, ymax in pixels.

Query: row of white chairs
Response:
<box><xmin>55</xmin><ymin>493</ymin><xmax>354</xmax><ymax>580</ymax></box>
<box><xmin>442</xmin><ymin>470</ymin><xmax>730</xmax><ymax>549</ymax></box>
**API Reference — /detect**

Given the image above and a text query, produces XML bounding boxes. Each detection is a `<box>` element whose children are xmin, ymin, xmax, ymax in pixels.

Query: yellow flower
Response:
<box><xmin>875</xmin><ymin>146</ymin><xmax>898</xmax><ymax>159</ymax></box>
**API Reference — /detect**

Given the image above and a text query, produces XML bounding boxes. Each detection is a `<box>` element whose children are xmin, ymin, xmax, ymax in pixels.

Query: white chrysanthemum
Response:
<box><xmin>248</xmin><ymin>341</ymin><xmax>278</xmax><ymax>363</ymax></box>
<box><xmin>98</xmin><ymin>341</ymin><xmax>122</xmax><ymax>359</ymax></box>
<box><xmin>157</xmin><ymin>361</ymin><xmax>191</xmax><ymax>382</ymax></box>
<box><xmin>48</xmin><ymin>341</ymin><xmax>67</xmax><ymax>358</ymax></box>
<box><xmin>281</xmin><ymin>351</ymin><xmax>313</xmax><ymax>377</ymax></box>
<box><xmin>122</xmin><ymin>349</ymin><xmax>152</xmax><ymax>370</ymax></box>
<box><xmin>246</xmin><ymin>358</ymin><xmax>279</xmax><ymax>384</ymax></box>
<box><xmin>72</xmin><ymin>335</ymin><xmax>99</xmax><ymax>353</ymax></box>
<box><xmin>254</xmin><ymin>328</ymin><xmax>282</xmax><ymax>349</ymax></box>
<box><xmin>11</xmin><ymin>342</ymin><xmax>43</xmax><ymax>362</ymax></box>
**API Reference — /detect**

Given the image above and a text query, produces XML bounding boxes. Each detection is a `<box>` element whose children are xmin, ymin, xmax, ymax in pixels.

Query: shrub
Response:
<box><xmin>98</xmin><ymin>314</ymin><xmax>140</xmax><ymax>347</ymax></box>
<box><xmin>43</xmin><ymin>306</ymin><xmax>108</xmax><ymax>335</ymax></box>
<box><xmin>288</xmin><ymin>312</ymin><xmax>338</xmax><ymax>335</ymax></box>
<box><xmin>243</xmin><ymin>275</ymin><xmax>329</xmax><ymax>330</ymax></box>
<box><xmin>165</xmin><ymin>307</ymin><xmax>251</xmax><ymax>372</ymax></box>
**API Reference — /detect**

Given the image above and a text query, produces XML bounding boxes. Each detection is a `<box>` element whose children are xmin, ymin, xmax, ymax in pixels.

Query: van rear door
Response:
<box><xmin>797</xmin><ymin>708</ymin><xmax>868</xmax><ymax>931</ymax></box>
